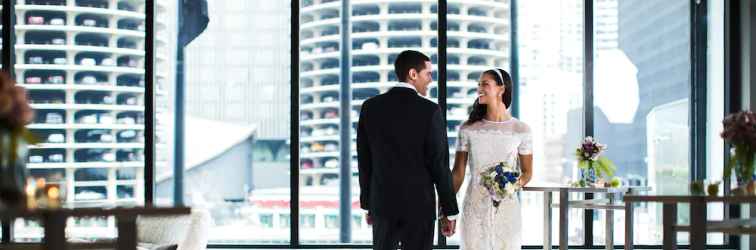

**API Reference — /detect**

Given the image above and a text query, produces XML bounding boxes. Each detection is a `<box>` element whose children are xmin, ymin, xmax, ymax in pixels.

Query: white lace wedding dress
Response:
<box><xmin>456</xmin><ymin>118</ymin><xmax>532</xmax><ymax>250</ymax></box>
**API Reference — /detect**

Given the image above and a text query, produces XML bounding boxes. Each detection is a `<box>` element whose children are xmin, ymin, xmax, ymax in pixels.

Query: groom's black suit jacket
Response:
<box><xmin>357</xmin><ymin>86</ymin><xmax>459</xmax><ymax>220</ymax></box>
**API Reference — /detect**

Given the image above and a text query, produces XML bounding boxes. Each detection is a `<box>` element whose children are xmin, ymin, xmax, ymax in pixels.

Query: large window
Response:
<box><xmin>592</xmin><ymin>0</ymin><xmax>692</xmax><ymax>245</ymax></box>
<box><xmin>590</xmin><ymin>0</ymin><xmax>725</xmax><ymax>246</ymax></box>
<box><xmin>517</xmin><ymin>0</ymin><xmax>586</xmax><ymax>245</ymax></box>
<box><xmin>0</xmin><ymin>0</ymin><xmax>733</xmax><ymax>249</ymax></box>
<box><xmin>13</xmin><ymin>0</ymin><xmax>146</xmax><ymax>241</ymax></box>
<box><xmin>156</xmin><ymin>0</ymin><xmax>292</xmax><ymax>244</ymax></box>
<box><xmin>298</xmin><ymin>0</ymin><xmax>441</xmax><ymax>243</ymax></box>
<box><xmin>438</xmin><ymin>0</ymin><xmax>511</xmax><ymax>245</ymax></box>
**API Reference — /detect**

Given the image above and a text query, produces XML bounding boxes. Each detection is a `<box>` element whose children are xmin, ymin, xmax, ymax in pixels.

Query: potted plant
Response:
<box><xmin>721</xmin><ymin>111</ymin><xmax>756</xmax><ymax>195</ymax></box>
<box><xmin>0</xmin><ymin>72</ymin><xmax>35</xmax><ymax>208</ymax></box>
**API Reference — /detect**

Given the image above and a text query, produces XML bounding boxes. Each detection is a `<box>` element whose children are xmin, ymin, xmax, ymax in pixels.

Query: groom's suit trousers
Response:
<box><xmin>372</xmin><ymin>216</ymin><xmax>435</xmax><ymax>250</ymax></box>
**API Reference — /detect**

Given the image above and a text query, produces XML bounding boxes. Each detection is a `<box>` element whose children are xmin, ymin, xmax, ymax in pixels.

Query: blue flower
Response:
<box><xmin>495</xmin><ymin>164</ymin><xmax>504</xmax><ymax>175</ymax></box>
<box><xmin>502</xmin><ymin>172</ymin><xmax>517</xmax><ymax>183</ymax></box>
<box><xmin>498</xmin><ymin>179</ymin><xmax>507</xmax><ymax>189</ymax></box>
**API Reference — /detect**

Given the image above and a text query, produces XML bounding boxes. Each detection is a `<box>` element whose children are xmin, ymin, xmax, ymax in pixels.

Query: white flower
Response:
<box><xmin>504</xmin><ymin>182</ymin><xmax>517</xmax><ymax>195</ymax></box>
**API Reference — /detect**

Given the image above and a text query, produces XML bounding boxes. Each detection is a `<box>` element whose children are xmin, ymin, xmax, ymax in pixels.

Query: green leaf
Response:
<box><xmin>724</xmin><ymin>155</ymin><xmax>736</xmax><ymax>178</ymax></box>
<box><xmin>0</xmin><ymin>132</ymin><xmax>5</xmax><ymax>167</ymax></box>
<box><xmin>577</xmin><ymin>160</ymin><xmax>588</xmax><ymax>169</ymax></box>
<box><xmin>10</xmin><ymin>130</ymin><xmax>18</xmax><ymax>165</ymax></box>
<box><xmin>21</xmin><ymin>128</ymin><xmax>39</xmax><ymax>145</ymax></box>
<box><xmin>595</xmin><ymin>156</ymin><xmax>617</xmax><ymax>178</ymax></box>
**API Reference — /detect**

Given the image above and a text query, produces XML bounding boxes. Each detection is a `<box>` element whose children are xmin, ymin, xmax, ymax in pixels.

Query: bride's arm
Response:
<box><xmin>452</xmin><ymin>152</ymin><xmax>468</xmax><ymax>194</ymax></box>
<box><xmin>519</xmin><ymin>154</ymin><xmax>533</xmax><ymax>186</ymax></box>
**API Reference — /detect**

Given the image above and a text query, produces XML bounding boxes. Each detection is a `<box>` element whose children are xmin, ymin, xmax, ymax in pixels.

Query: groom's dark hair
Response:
<box><xmin>394</xmin><ymin>50</ymin><xmax>430</xmax><ymax>82</ymax></box>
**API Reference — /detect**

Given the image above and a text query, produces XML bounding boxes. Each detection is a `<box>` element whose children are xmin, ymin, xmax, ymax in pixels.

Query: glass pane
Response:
<box><xmin>300</xmin><ymin>0</ymin><xmax>437</xmax><ymax>243</ymax></box>
<box><xmin>298</xmin><ymin>0</ymin><xmax>345</xmax><ymax>242</ymax></box>
<box><xmin>592</xmin><ymin>0</ymin><xmax>691</xmax><ymax>246</ymax></box>
<box><xmin>444</xmin><ymin>0</ymin><xmax>512</xmax><ymax>246</ymax></box>
<box><xmin>519</xmin><ymin>0</ymin><xmax>586</xmax><ymax>246</ymax></box>
<box><xmin>705</xmin><ymin>0</ymin><xmax>725</xmax><ymax>245</ymax></box>
<box><xmin>156</xmin><ymin>0</ymin><xmax>292</xmax><ymax>244</ymax></box>
<box><xmin>14</xmin><ymin>0</ymin><xmax>146</xmax><ymax>241</ymax></box>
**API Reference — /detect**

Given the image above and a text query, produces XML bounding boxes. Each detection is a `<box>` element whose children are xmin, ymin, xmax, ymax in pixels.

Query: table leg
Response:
<box><xmin>689</xmin><ymin>197</ymin><xmax>707</xmax><ymax>250</ymax></box>
<box><xmin>2</xmin><ymin>220</ymin><xmax>12</xmax><ymax>244</ymax></box>
<box><xmin>43</xmin><ymin>213</ymin><xmax>67</xmax><ymax>250</ymax></box>
<box><xmin>116</xmin><ymin>215</ymin><xmax>138</xmax><ymax>250</ymax></box>
<box><xmin>559</xmin><ymin>189</ymin><xmax>569</xmax><ymax>250</ymax></box>
<box><xmin>624</xmin><ymin>200</ymin><xmax>634</xmax><ymax>250</ymax></box>
<box><xmin>606</xmin><ymin>193</ymin><xmax>615</xmax><ymax>250</ymax></box>
<box><xmin>663</xmin><ymin>203</ymin><xmax>678</xmax><ymax>250</ymax></box>
<box><xmin>544</xmin><ymin>192</ymin><xmax>552</xmax><ymax>250</ymax></box>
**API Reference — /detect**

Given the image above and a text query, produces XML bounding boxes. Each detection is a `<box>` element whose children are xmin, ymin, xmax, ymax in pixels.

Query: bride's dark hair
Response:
<box><xmin>464</xmin><ymin>68</ymin><xmax>513</xmax><ymax>126</ymax></box>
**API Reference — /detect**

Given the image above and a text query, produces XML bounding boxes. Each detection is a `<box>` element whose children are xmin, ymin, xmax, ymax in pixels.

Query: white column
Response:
<box><xmin>107</xmin><ymin>162</ymin><xmax>117</xmax><ymax>202</ymax></box>
<box><xmin>66</xmin><ymin>10</ymin><xmax>75</xmax><ymax>27</ymax></box>
<box><xmin>66</xmin><ymin>70</ymin><xmax>76</xmax><ymax>85</ymax></box>
<box><xmin>16</xmin><ymin>10</ymin><xmax>26</xmax><ymax>26</ymax></box>
<box><xmin>65</xmin><ymin>167</ymin><xmax>75</xmax><ymax>203</ymax></box>
<box><xmin>460</xmin><ymin>6</ymin><xmax>469</xmax><ymax>15</ymax></box>
<box><xmin>109</xmin><ymin>16</ymin><xmax>118</xmax><ymax>30</ymax></box>
<box><xmin>379</xmin><ymin>3</ymin><xmax>389</xmax><ymax>15</ymax></box>
<box><xmin>67</xmin><ymin>31</ymin><xmax>75</xmax><ymax>46</ymax></box>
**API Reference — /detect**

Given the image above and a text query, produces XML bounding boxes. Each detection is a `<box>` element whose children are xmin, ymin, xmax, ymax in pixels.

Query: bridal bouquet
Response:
<box><xmin>480</xmin><ymin>161</ymin><xmax>520</xmax><ymax>208</ymax></box>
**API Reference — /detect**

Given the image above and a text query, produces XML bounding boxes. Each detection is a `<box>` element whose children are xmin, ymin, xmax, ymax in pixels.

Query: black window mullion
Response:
<box><xmin>510</xmin><ymin>0</ymin><xmax>519</xmax><ymax>118</ymax></box>
<box><xmin>689</xmin><ymin>0</ymin><xmax>708</xmax><ymax>182</ymax></box>
<box><xmin>2</xmin><ymin>0</ymin><xmax>14</xmax><ymax>244</ymax></box>
<box><xmin>1</xmin><ymin>0</ymin><xmax>12</xmax><ymax>74</ymax></box>
<box><xmin>290</xmin><ymin>0</ymin><xmax>301</xmax><ymax>247</ymax></box>
<box><xmin>723</xmin><ymin>0</ymin><xmax>742</xmax><ymax>246</ymax></box>
<box><xmin>436</xmin><ymin>0</ymin><xmax>448</xmax><ymax>246</ymax></box>
<box><xmin>144</xmin><ymin>0</ymin><xmax>155</xmax><ymax>206</ymax></box>
<box><xmin>583</xmin><ymin>0</ymin><xmax>595</xmax><ymax>247</ymax></box>
<box><xmin>338</xmin><ymin>0</ymin><xmax>352</xmax><ymax>243</ymax></box>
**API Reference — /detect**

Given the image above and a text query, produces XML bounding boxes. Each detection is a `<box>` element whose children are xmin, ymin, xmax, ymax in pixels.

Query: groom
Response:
<box><xmin>357</xmin><ymin>50</ymin><xmax>459</xmax><ymax>250</ymax></box>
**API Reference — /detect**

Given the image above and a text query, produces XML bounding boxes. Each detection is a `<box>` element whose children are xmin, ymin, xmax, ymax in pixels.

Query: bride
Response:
<box><xmin>451</xmin><ymin>68</ymin><xmax>533</xmax><ymax>250</ymax></box>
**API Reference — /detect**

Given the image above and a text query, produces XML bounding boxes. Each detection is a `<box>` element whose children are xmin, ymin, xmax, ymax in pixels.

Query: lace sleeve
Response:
<box><xmin>516</xmin><ymin>122</ymin><xmax>533</xmax><ymax>155</ymax></box>
<box><xmin>455</xmin><ymin>126</ymin><xmax>470</xmax><ymax>152</ymax></box>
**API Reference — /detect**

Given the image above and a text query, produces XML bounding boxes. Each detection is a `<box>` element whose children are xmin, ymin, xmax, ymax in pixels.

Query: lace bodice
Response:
<box><xmin>457</xmin><ymin>118</ymin><xmax>532</xmax><ymax>185</ymax></box>
<box><xmin>455</xmin><ymin>118</ymin><xmax>532</xmax><ymax>250</ymax></box>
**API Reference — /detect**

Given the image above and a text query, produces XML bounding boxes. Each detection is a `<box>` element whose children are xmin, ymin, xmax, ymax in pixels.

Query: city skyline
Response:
<box><xmin>10</xmin><ymin>0</ymin><xmax>719</xmax><ymax>246</ymax></box>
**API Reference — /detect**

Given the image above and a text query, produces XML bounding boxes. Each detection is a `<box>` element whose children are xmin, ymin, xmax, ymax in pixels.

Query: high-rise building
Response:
<box><xmin>594</xmin><ymin>0</ymin><xmax>690</xmax><ymax>179</ymax></box>
<box><xmin>154</xmin><ymin>0</ymin><xmax>176</xmax><ymax>185</ymax></box>
<box><xmin>299</xmin><ymin>0</ymin><xmax>511</xmax><ymax>181</ymax></box>
<box><xmin>18</xmin><ymin>0</ymin><xmax>146</xmax><ymax>206</ymax></box>
<box><xmin>16</xmin><ymin>0</ymin><xmax>147</xmax><ymax>239</ymax></box>
<box><xmin>559</xmin><ymin>0</ymin><xmax>619</xmax><ymax>74</ymax></box>
<box><xmin>595</xmin><ymin>0</ymin><xmax>618</xmax><ymax>50</ymax></box>
<box><xmin>153</xmin><ymin>0</ymin><xmax>292</xmax><ymax>191</ymax></box>
<box><xmin>183</xmin><ymin>1</ymin><xmax>291</xmax><ymax>140</ymax></box>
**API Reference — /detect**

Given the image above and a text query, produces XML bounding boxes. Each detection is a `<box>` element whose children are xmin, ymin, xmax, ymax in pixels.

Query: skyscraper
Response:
<box><xmin>16</xmin><ymin>0</ymin><xmax>147</xmax><ymax>239</ymax></box>
<box><xmin>299</xmin><ymin>0</ymin><xmax>511</xmax><ymax>181</ymax></box>
<box><xmin>19</xmin><ymin>0</ymin><xmax>147</xmax><ymax>206</ymax></box>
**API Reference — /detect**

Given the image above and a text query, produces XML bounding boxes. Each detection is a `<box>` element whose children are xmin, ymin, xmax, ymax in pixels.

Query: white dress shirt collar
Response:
<box><xmin>394</xmin><ymin>82</ymin><xmax>417</xmax><ymax>92</ymax></box>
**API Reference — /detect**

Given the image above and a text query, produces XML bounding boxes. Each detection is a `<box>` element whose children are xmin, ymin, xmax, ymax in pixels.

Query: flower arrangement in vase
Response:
<box><xmin>721</xmin><ymin>111</ymin><xmax>756</xmax><ymax>195</ymax></box>
<box><xmin>0</xmin><ymin>72</ymin><xmax>36</xmax><ymax>208</ymax></box>
<box><xmin>574</xmin><ymin>137</ymin><xmax>616</xmax><ymax>188</ymax></box>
